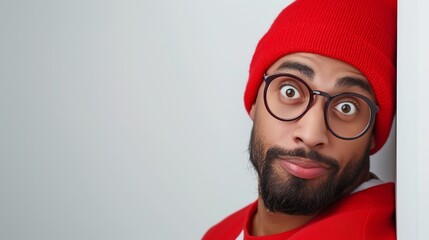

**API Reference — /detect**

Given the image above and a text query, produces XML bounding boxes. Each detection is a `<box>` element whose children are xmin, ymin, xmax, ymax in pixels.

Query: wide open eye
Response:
<box><xmin>334</xmin><ymin>102</ymin><xmax>358</xmax><ymax>115</ymax></box>
<box><xmin>280</xmin><ymin>85</ymin><xmax>301</xmax><ymax>100</ymax></box>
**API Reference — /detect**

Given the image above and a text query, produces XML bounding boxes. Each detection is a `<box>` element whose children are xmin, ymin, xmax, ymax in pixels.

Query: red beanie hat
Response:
<box><xmin>244</xmin><ymin>0</ymin><xmax>397</xmax><ymax>154</ymax></box>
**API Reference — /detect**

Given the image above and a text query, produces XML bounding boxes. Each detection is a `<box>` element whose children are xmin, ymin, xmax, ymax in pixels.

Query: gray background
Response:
<box><xmin>0</xmin><ymin>0</ymin><xmax>398</xmax><ymax>239</ymax></box>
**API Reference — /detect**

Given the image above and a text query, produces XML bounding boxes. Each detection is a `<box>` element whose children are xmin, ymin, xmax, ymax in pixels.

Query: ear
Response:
<box><xmin>249</xmin><ymin>104</ymin><xmax>256</xmax><ymax>121</ymax></box>
<box><xmin>369</xmin><ymin>134</ymin><xmax>376</xmax><ymax>150</ymax></box>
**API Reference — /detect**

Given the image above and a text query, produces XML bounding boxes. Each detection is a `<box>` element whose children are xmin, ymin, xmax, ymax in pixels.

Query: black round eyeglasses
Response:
<box><xmin>263</xmin><ymin>73</ymin><xmax>379</xmax><ymax>140</ymax></box>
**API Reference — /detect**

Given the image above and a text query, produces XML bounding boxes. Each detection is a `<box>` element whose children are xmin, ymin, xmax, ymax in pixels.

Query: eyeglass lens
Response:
<box><xmin>264</xmin><ymin>75</ymin><xmax>374</xmax><ymax>139</ymax></box>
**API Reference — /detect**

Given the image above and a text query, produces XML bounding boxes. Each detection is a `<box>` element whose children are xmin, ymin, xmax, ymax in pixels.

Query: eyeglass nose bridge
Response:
<box><xmin>308</xmin><ymin>90</ymin><xmax>334</xmax><ymax>110</ymax></box>
<box><xmin>290</xmin><ymin>89</ymin><xmax>331</xmax><ymax>126</ymax></box>
<box><xmin>299</xmin><ymin>90</ymin><xmax>337</xmax><ymax>130</ymax></box>
<box><xmin>312</xmin><ymin>90</ymin><xmax>332</xmax><ymax>100</ymax></box>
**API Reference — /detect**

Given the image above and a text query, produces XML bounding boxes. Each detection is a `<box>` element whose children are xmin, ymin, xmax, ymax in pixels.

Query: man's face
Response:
<box><xmin>249</xmin><ymin>52</ymin><xmax>376</xmax><ymax>215</ymax></box>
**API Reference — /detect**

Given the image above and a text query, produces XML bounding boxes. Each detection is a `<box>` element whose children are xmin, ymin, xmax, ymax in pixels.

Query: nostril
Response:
<box><xmin>294</xmin><ymin>136</ymin><xmax>304</xmax><ymax>143</ymax></box>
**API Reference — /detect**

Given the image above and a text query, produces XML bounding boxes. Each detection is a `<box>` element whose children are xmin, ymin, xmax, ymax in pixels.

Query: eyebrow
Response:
<box><xmin>335</xmin><ymin>76</ymin><xmax>372</xmax><ymax>93</ymax></box>
<box><xmin>276</xmin><ymin>61</ymin><xmax>315</xmax><ymax>80</ymax></box>
<box><xmin>276</xmin><ymin>60</ymin><xmax>372</xmax><ymax>93</ymax></box>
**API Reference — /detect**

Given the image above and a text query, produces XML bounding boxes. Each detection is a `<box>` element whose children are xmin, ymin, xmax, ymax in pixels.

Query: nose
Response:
<box><xmin>292</xmin><ymin>96</ymin><xmax>329</xmax><ymax>149</ymax></box>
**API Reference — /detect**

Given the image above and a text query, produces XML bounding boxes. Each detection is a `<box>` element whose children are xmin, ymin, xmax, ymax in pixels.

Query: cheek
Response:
<box><xmin>254</xmin><ymin>113</ymin><xmax>296</xmax><ymax>148</ymax></box>
<box><xmin>334</xmin><ymin>136</ymin><xmax>371</xmax><ymax>165</ymax></box>
<box><xmin>253</xmin><ymin>85</ymin><xmax>296</xmax><ymax>146</ymax></box>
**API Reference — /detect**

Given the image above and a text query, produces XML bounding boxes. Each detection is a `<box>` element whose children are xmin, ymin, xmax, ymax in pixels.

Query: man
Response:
<box><xmin>203</xmin><ymin>0</ymin><xmax>396</xmax><ymax>239</ymax></box>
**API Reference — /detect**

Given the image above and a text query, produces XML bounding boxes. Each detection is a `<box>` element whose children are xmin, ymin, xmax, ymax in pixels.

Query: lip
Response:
<box><xmin>279</xmin><ymin>157</ymin><xmax>330</xmax><ymax>180</ymax></box>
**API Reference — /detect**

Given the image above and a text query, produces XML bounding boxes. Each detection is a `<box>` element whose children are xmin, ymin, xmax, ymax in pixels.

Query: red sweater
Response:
<box><xmin>203</xmin><ymin>183</ymin><xmax>395</xmax><ymax>240</ymax></box>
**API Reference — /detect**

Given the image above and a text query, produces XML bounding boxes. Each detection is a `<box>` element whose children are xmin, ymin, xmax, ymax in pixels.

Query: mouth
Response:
<box><xmin>278</xmin><ymin>157</ymin><xmax>331</xmax><ymax>180</ymax></box>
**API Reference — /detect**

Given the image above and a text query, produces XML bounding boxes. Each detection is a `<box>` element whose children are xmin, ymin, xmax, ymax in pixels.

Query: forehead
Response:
<box><xmin>267</xmin><ymin>53</ymin><xmax>365</xmax><ymax>77</ymax></box>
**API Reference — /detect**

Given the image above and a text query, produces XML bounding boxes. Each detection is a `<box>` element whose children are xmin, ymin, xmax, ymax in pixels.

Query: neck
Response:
<box><xmin>251</xmin><ymin>197</ymin><xmax>316</xmax><ymax>236</ymax></box>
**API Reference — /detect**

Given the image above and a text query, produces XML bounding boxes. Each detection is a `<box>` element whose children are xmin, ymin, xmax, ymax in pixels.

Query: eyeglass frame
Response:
<box><xmin>262</xmin><ymin>73</ymin><xmax>379</xmax><ymax>140</ymax></box>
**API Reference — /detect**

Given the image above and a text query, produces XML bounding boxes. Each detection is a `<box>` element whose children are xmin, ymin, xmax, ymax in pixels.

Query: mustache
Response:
<box><xmin>266</xmin><ymin>147</ymin><xmax>340</xmax><ymax>170</ymax></box>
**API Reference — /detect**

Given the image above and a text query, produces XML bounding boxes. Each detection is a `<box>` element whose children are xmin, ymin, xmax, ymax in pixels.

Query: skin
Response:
<box><xmin>248</xmin><ymin>52</ymin><xmax>377</xmax><ymax>236</ymax></box>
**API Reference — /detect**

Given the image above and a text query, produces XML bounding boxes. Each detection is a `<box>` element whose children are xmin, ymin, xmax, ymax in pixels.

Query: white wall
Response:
<box><xmin>0</xmin><ymin>1</ymin><xmax>398</xmax><ymax>239</ymax></box>
<box><xmin>397</xmin><ymin>0</ymin><xmax>429</xmax><ymax>239</ymax></box>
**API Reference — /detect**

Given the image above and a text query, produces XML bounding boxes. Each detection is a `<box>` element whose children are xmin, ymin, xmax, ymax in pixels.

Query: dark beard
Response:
<box><xmin>249</xmin><ymin>127</ymin><xmax>370</xmax><ymax>215</ymax></box>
